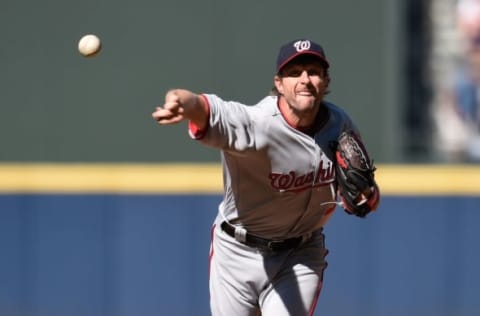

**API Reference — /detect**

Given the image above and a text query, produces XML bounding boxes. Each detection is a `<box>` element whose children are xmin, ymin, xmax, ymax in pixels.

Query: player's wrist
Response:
<box><xmin>188</xmin><ymin>94</ymin><xmax>210</xmax><ymax>139</ymax></box>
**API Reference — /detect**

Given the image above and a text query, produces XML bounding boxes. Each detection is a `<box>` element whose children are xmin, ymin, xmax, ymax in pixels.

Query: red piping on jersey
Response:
<box><xmin>188</xmin><ymin>94</ymin><xmax>211</xmax><ymax>139</ymax></box>
<box><xmin>277</xmin><ymin>99</ymin><xmax>304</xmax><ymax>131</ymax></box>
<box><xmin>324</xmin><ymin>205</ymin><xmax>335</xmax><ymax>216</ymax></box>
<box><xmin>276</xmin><ymin>98</ymin><xmax>319</xmax><ymax>135</ymax></box>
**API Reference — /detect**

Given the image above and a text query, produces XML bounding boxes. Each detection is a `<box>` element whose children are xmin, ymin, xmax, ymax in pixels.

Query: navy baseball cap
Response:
<box><xmin>276</xmin><ymin>39</ymin><xmax>330</xmax><ymax>73</ymax></box>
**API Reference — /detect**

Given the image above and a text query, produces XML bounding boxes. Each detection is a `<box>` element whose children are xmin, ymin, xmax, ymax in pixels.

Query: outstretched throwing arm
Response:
<box><xmin>152</xmin><ymin>89</ymin><xmax>209</xmax><ymax>129</ymax></box>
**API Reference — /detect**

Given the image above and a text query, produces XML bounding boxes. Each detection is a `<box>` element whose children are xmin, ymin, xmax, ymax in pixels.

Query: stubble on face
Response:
<box><xmin>274</xmin><ymin>60</ymin><xmax>329</xmax><ymax>127</ymax></box>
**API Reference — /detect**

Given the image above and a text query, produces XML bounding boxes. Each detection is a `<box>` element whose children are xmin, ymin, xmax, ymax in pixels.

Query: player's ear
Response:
<box><xmin>324</xmin><ymin>70</ymin><xmax>331</xmax><ymax>86</ymax></box>
<box><xmin>274</xmin><ymin>75</ymin><xmax>284</xmax><ymax>94</ymax></box>
<box><xmin>321</xmin><ymin>71</ymin><xmax>331</xmax><ymax>95</ymax></box>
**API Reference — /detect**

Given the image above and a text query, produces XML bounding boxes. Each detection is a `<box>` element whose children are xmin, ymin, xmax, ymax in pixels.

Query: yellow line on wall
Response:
<box><xmin>0</xmin><ymin>163</ymin><xmax>479</xmax><ymax>195</ymax></box>
<box><xmin>0</xmin><ymin>163</ymin><xmax>222</xmax><ymax>194</ymax></box>
<box><xmin>376</xmin><ymin>164</ymin><xmax>480</xmax><ymax>195</ymax></box>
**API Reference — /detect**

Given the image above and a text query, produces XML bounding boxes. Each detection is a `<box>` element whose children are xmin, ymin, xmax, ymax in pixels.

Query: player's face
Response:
<box><xmin>274</xmin><ymin>58</ymin><xmax>329</xmax><ymax>113</ymax></box>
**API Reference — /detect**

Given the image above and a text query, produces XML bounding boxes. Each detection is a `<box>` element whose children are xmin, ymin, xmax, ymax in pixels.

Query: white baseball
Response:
<box><xmin>78</xmin><ymin>34</ymin><xmax>101</xmax><ymax>57</ymax></box>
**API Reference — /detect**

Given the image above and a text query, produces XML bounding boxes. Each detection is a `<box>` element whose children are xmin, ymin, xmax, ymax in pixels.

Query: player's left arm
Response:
<box><xmin>335</xmin><ymin>128</ymin><xmax>380</xmax><ymax>217</ymax></box>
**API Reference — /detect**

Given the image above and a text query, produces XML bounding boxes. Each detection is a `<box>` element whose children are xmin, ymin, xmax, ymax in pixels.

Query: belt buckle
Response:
<box><xmin>267</xmin><ymin>240</ymin><xmax>283</xmax><ymax>251</ymax></box>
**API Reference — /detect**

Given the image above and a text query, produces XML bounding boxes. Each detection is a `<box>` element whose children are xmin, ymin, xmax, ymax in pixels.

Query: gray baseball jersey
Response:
<box><xmin>194</xmin><ymin>94</ymin><xmax>359</xmax><ymax>316</ymax></box>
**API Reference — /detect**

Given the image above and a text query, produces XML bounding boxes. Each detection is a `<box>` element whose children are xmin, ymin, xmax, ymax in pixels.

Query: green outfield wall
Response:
<box><xmin>0</xmin><ymin>0</ymin><xmax>403</xmax><ymax>163</ymax></box>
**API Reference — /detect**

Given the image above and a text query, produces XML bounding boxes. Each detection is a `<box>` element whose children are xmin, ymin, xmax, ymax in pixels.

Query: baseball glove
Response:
<box><xmin>335</xmin><ymin>130</ymin><xmax>378</xmax><ymax>218</ymax></box>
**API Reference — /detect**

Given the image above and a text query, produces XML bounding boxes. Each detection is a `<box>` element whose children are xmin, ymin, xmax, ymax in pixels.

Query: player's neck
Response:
<box><xmin>278</xmin><ymin>97</ymin><xmax>322</xmax><ymax>130</ymax></box>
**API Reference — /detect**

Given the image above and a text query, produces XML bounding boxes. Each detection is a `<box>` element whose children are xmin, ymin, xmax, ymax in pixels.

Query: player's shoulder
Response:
<box><xmin>322</xmin><ymin>101</ymin><xmax>360</xmax><ymax>135</ymax></box>
<box><xmin>201</xmin><ymin>94</ymin><xmax>278</xmax><ymax>125</ymax></box>
<box><xmin>245</xmin><ymin>96</ymin><xmax>279</xmax><ymax>117</ymax></box>
<box><xmin>324</xmin><ymin>101</ymin><xmax>350</xmax><ymax>118</ymax></box>
<box><xmin>202</xmin><ymin>94</ymin><xmax>275</xmax><ymax>110</ymax></box>
<box><xmin>252</xmin><ymin>95</ymin><xmax>278</xmax><ymax>110</ymax></box>
<box><xmin>324</xmin><ymin>101</ymin><xmax>355</xmax><ymax>124</ymax></box>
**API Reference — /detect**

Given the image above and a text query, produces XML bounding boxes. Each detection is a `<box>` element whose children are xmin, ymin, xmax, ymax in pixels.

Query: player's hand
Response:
<box><xmin>152</xmin><ymin>91</ymin><xmax>186</xmax><ymax>125</ymax></box>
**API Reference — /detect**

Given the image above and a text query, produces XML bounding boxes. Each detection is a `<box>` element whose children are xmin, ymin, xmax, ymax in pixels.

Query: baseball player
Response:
<box><xmin>152</xmin><ymin>39</ymin><xmax>380</xmax><ymax>316</ymax></box>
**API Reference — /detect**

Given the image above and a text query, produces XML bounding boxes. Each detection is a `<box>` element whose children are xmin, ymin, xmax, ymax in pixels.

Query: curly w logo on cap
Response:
<box><xmin>276</xmin><ymin>39</ymin><xmax>330</xmax><ymax>73</ymax></box>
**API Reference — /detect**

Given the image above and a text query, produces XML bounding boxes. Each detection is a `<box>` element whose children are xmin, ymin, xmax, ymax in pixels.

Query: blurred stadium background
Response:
<box><xmin>1</xmin><ymin>0</ymin><xmax>479</xmax><ymax>315</ymax></box>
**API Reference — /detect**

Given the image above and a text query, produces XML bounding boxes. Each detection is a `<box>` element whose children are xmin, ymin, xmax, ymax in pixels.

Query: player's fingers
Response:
<box><xmin>155</xmin><ymin>115</ymin><xmax>184</xmax><ymax>125</ymax></box>
<box><xmin>159</xmin><ymin>116</ymin><xmax>184</xmax><ymax>124</ymax></box>
<box><xmin>152</xmin><ymin>108</ymin><xmax>184</xmax><ymax>124</ymax></box>
<box><xmin>163</xmin><ymin>99</ymin><xmax>185</xmax><ymax>114</ymax></box>
<box><xmin>165</xmin><ymin>90</ymin><xmax>180</xmax><ymax>103</ymax></box>
<box><xmin>152</xmin><ymin>108</ymin><xmax>173</xmax><ymax>121</ymax></box>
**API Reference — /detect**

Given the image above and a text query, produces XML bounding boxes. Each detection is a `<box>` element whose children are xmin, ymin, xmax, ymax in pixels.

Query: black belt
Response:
<box><xmin>220</xmin><ymin>221</ymin><xmax>303</xmax><ymax>252</ymax></box>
